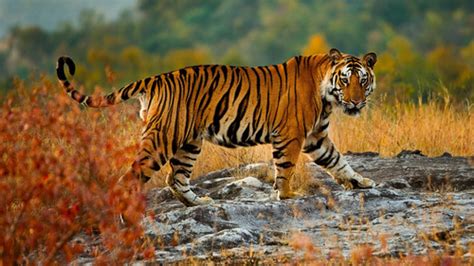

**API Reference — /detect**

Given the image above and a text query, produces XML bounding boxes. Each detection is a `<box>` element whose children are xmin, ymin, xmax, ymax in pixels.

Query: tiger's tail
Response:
<box><xmin>56</xmin><ymin>56</ymin><xmax>146</xmax><ymax>107</ymax></box>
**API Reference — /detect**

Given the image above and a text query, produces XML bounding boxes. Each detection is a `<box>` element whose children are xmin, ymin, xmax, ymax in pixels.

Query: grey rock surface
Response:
<box><xmin>144</xmin><ymin>152</ymin><xmax>474</xmax><ymax>263</ymax></box>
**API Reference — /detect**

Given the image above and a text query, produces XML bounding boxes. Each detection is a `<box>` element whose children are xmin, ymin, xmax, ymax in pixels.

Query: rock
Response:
<box><xmin>77</xmin><ymin>153</ymin><xmax>474</xmax><ymax>263</ymax></box>
<box><xmin>379</xmin><ymin>178</ymin><xmax>411</xmax><ymax>189</ymax></box>
<box><xmin>345</xmin><ymin>151</ymin><xmax>379</xmax><ymax>157</ymax></box>
<box><xmin>396</xmin><ymin>149</ymin><xmax>426</xmax><ymax>158</ymax></box>
<box><xmin>439</xmin><ymin>152</ymin><xmax>453</xmax><ymax>158</ymax></box>
<box><xmin>344</xmin><ymin>153</ymin><xmax>474</xmax><ymax>191</ymax></box>
<box><xmin>139</xmin><ymin>153</ymin><xmax>474</xmax><ymax>263</ymax></box>
<box><xmin>210</xmin><ymin>176</ymin><xmax>269</xmax><ymax>200</ymax></box>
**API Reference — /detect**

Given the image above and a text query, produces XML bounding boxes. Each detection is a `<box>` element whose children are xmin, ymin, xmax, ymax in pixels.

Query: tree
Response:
<box><xmin>302</xmin><ymin>34</ymin><xmax>330</xmax><ymax>55</ymax></box>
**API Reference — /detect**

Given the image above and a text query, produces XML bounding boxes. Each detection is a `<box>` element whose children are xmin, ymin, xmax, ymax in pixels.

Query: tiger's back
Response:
<box><xmin>143</xmin><ymin>56</ymin><xmax>324</xmax><ymax>150</ymax></box>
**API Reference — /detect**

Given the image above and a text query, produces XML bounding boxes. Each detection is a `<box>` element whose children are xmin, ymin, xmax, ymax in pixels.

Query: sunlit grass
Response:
<box><xmin>332</xmin><ymin>98</ymin><xmax>473</xmax><ymax>157</ymax></box>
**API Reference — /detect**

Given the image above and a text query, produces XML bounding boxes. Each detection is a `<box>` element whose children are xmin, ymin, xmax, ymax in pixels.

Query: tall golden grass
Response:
<box><xmin>332</xmin><ymin>98</ymin><xmax>473</xmax><ymax>157</ymax></box>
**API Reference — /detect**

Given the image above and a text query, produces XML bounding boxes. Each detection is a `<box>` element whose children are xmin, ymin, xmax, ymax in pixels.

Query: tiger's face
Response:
<box><xmin>321</xmin><ymin>48</ymin><xmax>377</xmax><ymax>116</ymax></box>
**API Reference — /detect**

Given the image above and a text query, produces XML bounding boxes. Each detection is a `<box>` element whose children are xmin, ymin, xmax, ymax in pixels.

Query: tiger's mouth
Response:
<box><xmin>343</xmin><ymin>106</ymin><xmax>361</xmax><ymax>116</ymax></box>
<box><xmin>341</xmin><ymin>101</ymin><xmax>365</xmax><ymax>116</ymax></box>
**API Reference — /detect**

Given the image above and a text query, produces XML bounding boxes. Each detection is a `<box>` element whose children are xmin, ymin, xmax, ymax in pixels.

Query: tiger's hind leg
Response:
<box><xmin>167</xmin><ymin>140</ymin><xmax>214</xmax><ymax>206</ymax></box>
<box><xmin>119</xmin><ymin>130</ymin><xmax>171</xmax><ymax>186</ymax></box>
<box><xmin>117</xmin><ymin>131</ymin><xmax>171</xmax><ymax>224</ymax></box>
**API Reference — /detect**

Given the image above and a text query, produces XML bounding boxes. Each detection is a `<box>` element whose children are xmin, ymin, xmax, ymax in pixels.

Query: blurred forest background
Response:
<box><xmin>0</xmin><ymin>0</ymin><xmax>473</xmax><ymax>103</ymax></box>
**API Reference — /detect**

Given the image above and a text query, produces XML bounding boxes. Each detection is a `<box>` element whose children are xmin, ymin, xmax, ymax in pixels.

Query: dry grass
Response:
<box><xmin>332</xmin><ymin>99</ymin><xmax>473</xmax><ymax>157</ymax></box>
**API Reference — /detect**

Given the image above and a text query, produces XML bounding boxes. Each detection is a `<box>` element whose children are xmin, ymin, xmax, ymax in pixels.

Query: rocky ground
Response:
<box><xmin>141</xmin><ymin>150</ymin><xmax>474</xmax><ymax>263</ymax></box>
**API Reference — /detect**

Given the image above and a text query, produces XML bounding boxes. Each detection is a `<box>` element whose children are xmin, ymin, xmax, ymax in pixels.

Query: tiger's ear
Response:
<box><xmin>363</xmin><ymin>52</ymin><xmax>377</xmax><ymax>68</ymax></box>
<box><xmin>329</xmin><ymin>48</ymin><xmax>343</xmax><ymax>63</ymax></box>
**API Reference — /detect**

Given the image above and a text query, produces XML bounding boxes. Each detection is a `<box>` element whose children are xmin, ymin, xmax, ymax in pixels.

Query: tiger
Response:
<box><xmin>56</xmin><ymin>48</ymin><xmax>377</xmax><ymax>206</ymax></box>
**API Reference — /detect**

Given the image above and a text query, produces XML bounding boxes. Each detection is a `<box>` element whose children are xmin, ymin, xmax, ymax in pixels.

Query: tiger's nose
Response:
<box><xmin>350</xmin><ymin>99</ymin><xmax>363</xmax><ymax>105</ymax></box>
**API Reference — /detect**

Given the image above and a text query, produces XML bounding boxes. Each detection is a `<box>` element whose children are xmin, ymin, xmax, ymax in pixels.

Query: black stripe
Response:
<box><xmin>295</xmin><ymin>56</ymin><xmax>301</xmax><ymax>65</ymax></box>
<box><xmin>143</xmin><ymin>77</ymin><xmax>151</xmax><ymax>87</ymax></box>
<box><xmin>175</xmin><ymin>169</ymin><xmax>191</xmax><ymax>178</ymax></box>
<box><xmin>272</xmin><ymin>150</ymin><xmax>284</xmax><ymax>159</ymax></box>
<box><xmin>196</xmin><ymin>70</ymin><xmax>217</xmax><ymax>115</ymax></box>
<box><xmin>315</xmin><ymin>146</ymin><xmax>335</xmax><ymax>166</ymax></box>
<box><xmin>120</xmin><ymin>83</ymin><xmax>134</xmax><ymax>101</ymax></box>
<box><xmin>65</xmin><ymin>57</ymin><xmax>75</xmax><ymax>75</ymax></box>
<box><xmin>56</xmin><ymin>58</ymin><xmax>67</xmax><ymax>80</ymax></box>
<box><xmin>320</xmin><ymin>122</ymin><xmax>329</xmax><ymax>132</ymax></box>
<box><xmin>182</xmin><ymin>155</ymin><xmax>197</xmax><ymax>161</ymax></box>
<box><xmin>182</xmin><ymin>143</ymin><xmax>201</xmax><ymax>154</ymax></box>
<box><xmin>337</xmin><ymin>164</ymin><xmax>346</xmax><ymax>172</ymax></box>
<box><xmin>250</xmin><ymin>67</ymin><xmax>262</xmax><ymax>136</ymax></box>
<box><xmin>314</xmin><ymin>147</ymin><xmax>329</xmax><ymax>164</ymax></box>
<box><xmin>282</xmin><ymin>62</ymin><xmax>288</xmax><ymax>88</ymax></box>
<box><xmin>255</xmin><ymin>127</ymin><xmax>264</xmax><ymax>143</ymax></box>
<box><xmin>131</xmin><ymin>80</ymin><xmax>143</xmax><ymax>95</ymax></box>
<box><xmin>272</xmin><ymin>65</ymin><xmax>283</xmax><ymax>127</ymax></box>
<box><xmin>275</xmin><ymin>162</ymin><xmax>295</xmax><ymax>169</ymax></box>
<box><xmin>228</xmin><ymin>87</ymin><xmax>250</xmax><ymax>143</ymax></box>
<box><xmin>327</xmin><ymin>152</ymin><xmax>340</xmax><ymax>169</ymax></box>
<box><xmin>106</xmin><ymin>94</ymin><xmax>116</xmax><ymax>104</ymax></box>
<box><xmin>303</xmin><ymin>137</ymin><xmax>325</xmax><ymax>153</ymax></box>
<box><xmin>168</xmin><ymin>74</ymin><xmax>181</xmax><ymax>156</ymax></box>
<box><xmin>158</xmin><ymin>153</ymin><xmax>167</xmax><ymax>165</ymax></box>
<box><xmin>173</xmin><ymin>178</ymin><xmax>186</xmax><ymax>186</ymax></box>
<box><xmin>56</xmin><ymin>56</ymin><xmax>76</xmax><ymax>80</ymax></box>
<box><xmin>241</xmin><ymin>126</ymin><xmax>250</xmax><ymax>143</ymax></box>
<box><xmin>75</xmin><ymin>92</ymin><xmax>86</xmax><ymax>103</ymax></box>
<box><xmin>150</xmin><ymin>160</ymin><xmax>161</xmax><ymax>171</ymax></box>
<box><xmin>170</xmin><ymin>158</ymin><xmax>193</xmax><ymax>168</ymax></box>
<box><xmin>140</xmin><ymin>174</ymin><xmax>151</xmax><ymax>183</ymax></box>
<box><xmin>211</xmin><ymin>69</ymin><xmax>231</xmax><ymax>135</ymax></box>
<box><xmin>233</xmin><ymin>69</ymin><xmax>243</xmax><ymax>100</ymax></box>
<box><xmin>151</xmin><ymin>133</ymin><xmax>157</xmax><ymax>151</ymax></box>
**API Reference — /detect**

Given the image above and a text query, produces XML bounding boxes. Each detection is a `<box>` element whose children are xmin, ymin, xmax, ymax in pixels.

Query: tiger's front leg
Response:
<box><xmin>303</xmin><ymin>132</ymin><xmax>375</xmax><ymax>189</ymax></box>
<box><xmin>271</xmin><ymin>136</ymin><xmax>304</xmax><ymax>199</ymax></box>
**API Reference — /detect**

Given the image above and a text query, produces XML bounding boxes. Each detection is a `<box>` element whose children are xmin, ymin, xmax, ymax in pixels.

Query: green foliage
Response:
<box><xmin>0</xmin><ymin>0</ymin><xmax>472</xmax><ymax>103</ymax></box>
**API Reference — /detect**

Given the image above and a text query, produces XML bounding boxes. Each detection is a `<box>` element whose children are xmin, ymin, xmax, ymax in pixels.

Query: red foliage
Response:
<box><xmin>0</xmin><ymin>78</ymin><xmax>152</xmax><ymax>264</ymax></box>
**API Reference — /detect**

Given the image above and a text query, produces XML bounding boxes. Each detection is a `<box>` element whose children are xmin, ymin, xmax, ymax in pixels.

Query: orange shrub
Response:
<box><xmin>0</xmin><ymin>78</ymin><xmax>150</xmax><ymax>264</ymax></box>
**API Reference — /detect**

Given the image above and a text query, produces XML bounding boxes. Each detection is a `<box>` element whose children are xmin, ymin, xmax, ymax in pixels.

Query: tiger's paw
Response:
<box><xmin>335</xmin><ymin>178</ymin><xmax>354</xmax><ymax>190</ymax></box>
<box><xmin>336</xmin><ymin>175</ymin><xmax>376</xmax><ymax>190</ymax></box>
<box><xmin>357</xmin><ymin>176</ymin><xmax>376</xmax><ymax>188</ymax></box>
<box><xmin>169</xmin><ymin>186</ymin><xmax>215</xmax><ymax>206</ymax></box>
<box><xmin>272</xmin><ymin>190</ymin><xmax>303</xmax><ymax>200</ymax></box>
<box><xmin>192</xmin><ymin>196</ymin><xmax>215</xmax><ymax>206</ymax></box>
<box><xmin>269</xmin><ymin>190</ymin><xmax>280</xmax><ymax>201</ymax></box>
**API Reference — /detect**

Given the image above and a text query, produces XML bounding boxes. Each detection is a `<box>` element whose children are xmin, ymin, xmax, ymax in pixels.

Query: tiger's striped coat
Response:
<box><xmin>56</xmin><ymin>48</ymin><xmax>377</xmax><ymax>206</ymax></box>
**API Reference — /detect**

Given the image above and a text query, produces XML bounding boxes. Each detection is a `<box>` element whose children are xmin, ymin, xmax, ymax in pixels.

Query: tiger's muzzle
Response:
<box><xmin>342</xmin><ymin>100</ymin><xmax>366</xmax><ymax>116</ymax></box>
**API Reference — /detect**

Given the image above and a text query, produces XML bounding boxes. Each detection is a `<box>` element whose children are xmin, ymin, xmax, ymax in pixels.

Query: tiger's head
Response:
<box><xmin>321</xmin><ymin>48</ymin><xmax>377</xmax><ymax>116</ymax></box>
